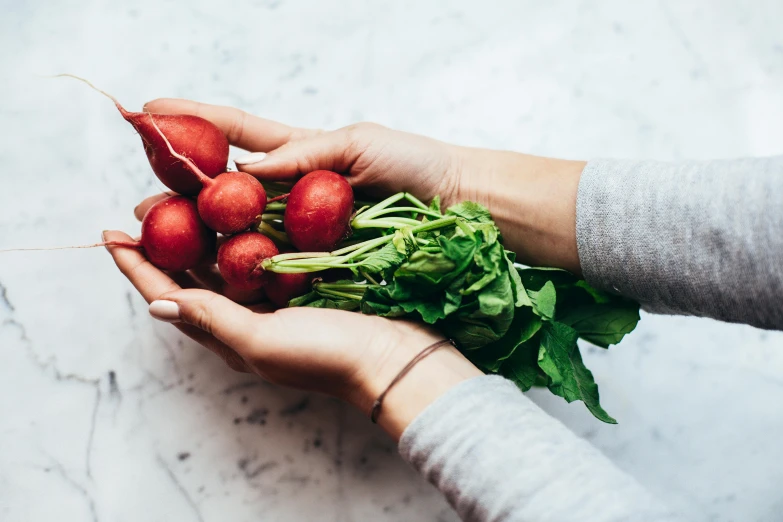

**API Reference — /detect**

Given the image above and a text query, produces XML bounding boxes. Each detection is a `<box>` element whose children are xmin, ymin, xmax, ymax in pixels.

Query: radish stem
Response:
<box><xmin>256</xmin><ymin>222</ymin><xmax>290</xmax><ymax>244</ymax></box>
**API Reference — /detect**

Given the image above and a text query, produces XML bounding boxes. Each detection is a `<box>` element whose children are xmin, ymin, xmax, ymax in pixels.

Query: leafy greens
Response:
<box><xmin>267</xmin><ymin>195</ymin><xmax>640</xmax><ymax>423</ymax></box>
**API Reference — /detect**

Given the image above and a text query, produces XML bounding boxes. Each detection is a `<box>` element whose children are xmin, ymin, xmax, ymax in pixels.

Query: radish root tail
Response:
<box><xmin>51</xmin><ymin>73</ymin><xmax>130</xmax><ymax>117</ymax></box>
<box><xmin>0</xmin><ymin>240</ymin><xmax>141</xmax><ymax>253</ymax></box>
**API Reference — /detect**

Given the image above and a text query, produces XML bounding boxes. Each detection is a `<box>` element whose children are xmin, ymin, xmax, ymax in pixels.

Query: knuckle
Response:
<box><xmin>186</xmin><ymin>299</ymin><xmax>215</xmax><ymax>334</ymax></box>
<box><xmin>290</xmin><ymin>127</ymin><xmax>324</xmax><ymax>141</ymax></box>
<box><xmin>227</xmin><ymin>109</ymin><xmax>248</xmax><ymax>144</ymax></box>
<box><xmin>117</xmin><ymin>257</ymin><xmax>144</xmax><ymax>279</ymax></box>
<box><xmin>343</xmin><ymin>121</ymin><xmax>383</xmax><ymax>136</ymax></box>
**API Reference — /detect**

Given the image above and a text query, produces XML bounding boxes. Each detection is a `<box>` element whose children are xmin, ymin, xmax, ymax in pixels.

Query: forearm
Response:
<box><xmin>352</xmin><ymin>340</ymin><xmax>679</xmax><ymax>521</ymax></box>
<box><xmin>462</xmin><ymin>148</ymin><xmax>783</xmax><ymax>330</ymax></box>
<box><xmin>399</xmin><ymin>376</ymin><xmax>682</xmax><ymax>522</ymax></box>
<box><xmin>454</xmin><ymin>147</ymin><xmax>585</xmax><ymax>275</ymax></box>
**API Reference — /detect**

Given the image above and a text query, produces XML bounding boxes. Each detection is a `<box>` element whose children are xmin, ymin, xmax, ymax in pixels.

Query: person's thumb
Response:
<box><xmin>233</xmin><ymin>128</ymin><xmax>359</xmax><ymax>180</ymax></box>
<box><xmin>149</xmin><ymin>288</ymin><xmax>265</xmax><ymax>358</ymax></box>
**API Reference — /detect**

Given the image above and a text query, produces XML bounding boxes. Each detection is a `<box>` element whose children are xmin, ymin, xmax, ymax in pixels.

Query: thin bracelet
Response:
<box><xmin>370</xmin><ymin>338</ymin><xmax>456</xmax><ymax>424</ymax></box>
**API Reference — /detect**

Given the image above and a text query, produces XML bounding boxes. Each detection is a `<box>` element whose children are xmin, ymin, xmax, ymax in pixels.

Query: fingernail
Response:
<box><xmin>101</xmin><ymin>230</ymin><xmax>109</xmax><ymax>251</ymax></box>
<box><xmin>149</xmin><ymin>300</ymin><xmax>181</xmax><ymax>323</ymax></box>
<box><xmin>234</xmin><ymin>152</ymin><xmax>267</xmax><ymax>166</ymax></box>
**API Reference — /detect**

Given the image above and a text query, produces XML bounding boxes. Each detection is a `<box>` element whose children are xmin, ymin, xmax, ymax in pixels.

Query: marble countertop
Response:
<box><xmin>2</xmin><ymin>1</ymin><xmax>782</xmax><ymax>520</ymax></box>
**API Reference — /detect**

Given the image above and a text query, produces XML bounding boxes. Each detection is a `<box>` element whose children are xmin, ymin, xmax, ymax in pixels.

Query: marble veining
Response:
<box><xmin>2</xmin><ymin>1</ymin><xmax>783</xmax><ymax>521</ymax></box>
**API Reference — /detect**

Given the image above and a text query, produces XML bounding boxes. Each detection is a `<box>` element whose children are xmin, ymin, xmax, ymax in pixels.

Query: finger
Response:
<box><xmin>153</xmin><ymin>288</ymin><xmax>270</xmax><ymax>359</ymax></box>
<box><xmin>176</xmin><ymin>323</ymin><xmax>251</xmax><ymax>373</ymax></box>
<box><xmin>134</xmin><ymin>192</ymin><xmax>174</xmax><ymax>221</ymax></box>
<box><xmin>104</xmin><ymin>230</ymin><xmax>181</xmax><ymax>303</ymax></box>
<box><xmin>105</xmin><ymin>230</ymin><xmax>247</xmax><ymax>370</ymax></box>
<box><xmin>234</xmin><ymin>128</ymin><xmax>361</xmax><ymax>181</ymax></box>
<box><xmin>143</xmin><ymin>98</ymin><xmax>313</xmax><ymax>152</ymax></box>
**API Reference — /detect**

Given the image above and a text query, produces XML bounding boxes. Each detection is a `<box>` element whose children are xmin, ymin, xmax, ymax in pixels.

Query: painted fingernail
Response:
<box><xmin>234</xmin><ymin>152</ymin><xmax>267</xmax><ymax>165</ymax></box>
<box><xmin>149</xmin><ymin>300</ymin><xmax>181</xmax><ymax>323</ymax></box>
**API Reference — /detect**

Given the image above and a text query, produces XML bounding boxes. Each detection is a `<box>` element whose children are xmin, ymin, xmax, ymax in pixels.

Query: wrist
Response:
<box><xmin>349</xmin><ymin>327</ymin><xmax>483</xmax><ymax>442</ymax></box>
<box><xmin>453</xmin><ymin>147</ymin><xmax>585</xmax><ymax>275</ymax></box>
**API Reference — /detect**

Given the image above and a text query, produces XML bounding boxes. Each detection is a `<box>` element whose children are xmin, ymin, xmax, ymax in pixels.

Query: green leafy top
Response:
<box><xmin>265</xmin><ymin>196</ymin><xmax>640</xmax><ymax>423</ymax></box>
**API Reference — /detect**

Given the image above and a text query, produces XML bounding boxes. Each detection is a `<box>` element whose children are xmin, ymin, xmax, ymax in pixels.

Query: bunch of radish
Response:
<box><xmin>3</xmin><ymin>76</ymin><xmax>356</xmax><ymax>307</ymax></box>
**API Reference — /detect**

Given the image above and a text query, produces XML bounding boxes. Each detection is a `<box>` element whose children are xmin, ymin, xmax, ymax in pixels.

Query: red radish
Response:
<box><xmin>265</xmin><ymin>272</ymin><xmax>314</xmax><ymax>308</ymax></box>
<box><xmin>218</xmin><ymin>232</ymin><xmax>279</xmax><ymax>290</ymax></box>
<box><xmin>0</xmin><ymin>196</ymin><xmax>215</xmax><ymax>272</ymax></box>
<box><xmin>140</xmin><ymin>196</ymin><xmax>216</xmax><ymax>271</ymax></box>
<box><xmin>147</xmin><ymin>115</ymin><xmax>267</xmax><ymax>234</ymax></box>
<box><xmin>284</xmin><ymin>170</ymin><xmax>354</xmax><ymax>252</ymax></box>
<box><xmin>58</xmin><ymin>74</ymin><xmax>228</xmax><ymax>195</ymax></box>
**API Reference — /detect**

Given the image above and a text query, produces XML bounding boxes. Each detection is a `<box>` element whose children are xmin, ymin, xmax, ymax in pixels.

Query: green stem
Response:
<box><xmin>265</xmin><ymin>216</ymin><xmax>458</xmax><ymax>273</ymax></box>
<box><xmin>411</xmin><ymin>215</ymin><xmax>458</xmax><ymax>233</ymax></box>
<box><xmin>351</xmin><ymin>205</ymin><xmax>371</xmax><ymax>220</ymax></box>
<box><xmin>360</xmin><ymin>206</ymin><xmax>442</xmax><ymax>219</ymax></box>
<box><xmin>261</xmin><ymin>213</ymin><xmax>284</xmax><ymax>222</ymax></box>
<box><xmin>274</xmin><ymin>260</ymin><xmax>362</xmax><ymax>269</ymax></box>
<box><xmin>256</xmin><ymin>222</ymin><xmax>290</xmax><ymax>244</ymax></box>
<box><xmin>358</xmin><ymin>193</ymin><xmax>432</xmax><ymax>221</ymax></box>
<box><xmin>265</xmin><ymin>202</ymin><xmax>287</xmax><ymax>212</ymax></box>
<box><xmin>315</xmin><ymin>282</ymin><xmax>370</xmax><ymax>293</ymax></box>
<box><xmin>361</xmin><ymin>192</ymin><xmax>407</xmax><ymax>217</ymax></box>
<box><xmin>361</xmin><ymin>271</ymin><xmax>380</xmax><ymax>285</ymax></box>
<box><xmin>314</xmin><ymin>288</ymin><xmax>364</xmax><ymax>300</ymax></box>
<box><xmin>354</xmin><ymin>198</ymin><xmax>379</xmax><ymax>209</ymax></box>
<box><xmin>331</xmin><ymin>234</ymin><xmax>392</xmax><ymax>256</ymax></box>
<box><xmin>351</xmin><ymin>217</ymin><xmax>421</xmax><ymax>229</ymax></box>
<box><xmin>403</xmin><ymin>193</ymin><xmax>429</xmax><ymax>210</ymax></box>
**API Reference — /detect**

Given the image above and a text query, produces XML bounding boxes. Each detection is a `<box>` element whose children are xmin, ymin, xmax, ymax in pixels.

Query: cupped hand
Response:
<box><xmin>143</xmin><ymin>98</ymin><xmax>467</xmax><ymax>208</ymax></box>
<box><xmin>142</xmin><ymin>98</ymin><xmax>586</xmax><ymax>272</ymax></box>
<box><xmin>107</xmin><ymin>198</ymin><xmax>481</xmax><ymax>440</ymax></box>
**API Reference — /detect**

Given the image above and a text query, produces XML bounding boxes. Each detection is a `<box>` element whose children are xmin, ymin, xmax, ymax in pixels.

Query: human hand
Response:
<box><xmin>105</xmin><ymin>207</ymin><xmax>481</xmax><ymax>440</ymax></box>
<box><xmin>144</xmin><ymin>98</ymin><xmax>587</xmax><ymax>273</ymax></box>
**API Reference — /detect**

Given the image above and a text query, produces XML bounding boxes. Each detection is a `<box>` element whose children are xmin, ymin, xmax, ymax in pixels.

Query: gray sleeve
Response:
<box><xmin>576</xmin><ymin>157</ymin><xmax>783</xmax><ymax>330</ymax></box>
<box><xmin>399</xmin><ymin>375</ymin><xmax>682</xmax><ymax>522</ymax></box>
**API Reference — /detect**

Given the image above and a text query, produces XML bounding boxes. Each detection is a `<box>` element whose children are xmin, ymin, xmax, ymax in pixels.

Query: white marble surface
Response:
<box><xmin>1</xmin><ymin>1</ymin><xmax>782</xmax><ymax>521</ymax></box>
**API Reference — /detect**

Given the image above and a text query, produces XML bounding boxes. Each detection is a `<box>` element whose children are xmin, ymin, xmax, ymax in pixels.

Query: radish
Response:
<box><xmin>284</xmin><ymin>170</ymin><xmax>354</xmax><ymax>252</ymax></box>
<box><xmin>139</xmin><ymin>196</ymin><xmax>216</xmax><ymax>271</ymax></box>
<box><xmin>0</xmin><ymin>196</ymin><xmax>215</xmax><ymax>272</ymax></box>
<box><xmin>217</xmin><ymin>232</ymin><xmax>279</xmax><ymax>290</ymax></box>
<box><xmin>147</xmin><ymin>115</ymin><xmax>267</xmax><ymax>235</ymax></box>
<box><xmin>59</xmin><ymin>74</ymin><xmax>228</xmax><ymax>196</ymax></box>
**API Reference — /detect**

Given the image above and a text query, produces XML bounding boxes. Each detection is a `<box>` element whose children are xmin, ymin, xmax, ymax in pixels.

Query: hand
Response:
<box><xmin>144</xmin><ymin>98</ymin><xmax>586</xmax><ymax>273</ymax></box>
<box><xmin>105</xmin><ymin>219</ymin><xmax>481</xmax><ymax>442</ymax></box>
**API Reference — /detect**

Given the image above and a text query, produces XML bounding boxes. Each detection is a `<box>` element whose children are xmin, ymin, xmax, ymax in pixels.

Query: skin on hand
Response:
<box><xmin>115</xmin><ymin>99</ymin><xmax>584</xmax><ymax>439</ymax></box>
<box><xmin>104</xmin><ymin>226</ymin><xmax>481</xmax><ymax>441</ymax></box>
<box><xmin>144</xmin><ymin>98</ymin><xmax>585</xmax><ymax>273</ymax></box>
